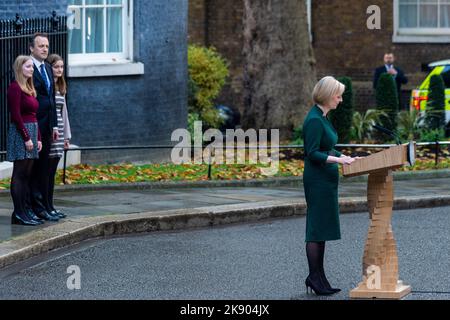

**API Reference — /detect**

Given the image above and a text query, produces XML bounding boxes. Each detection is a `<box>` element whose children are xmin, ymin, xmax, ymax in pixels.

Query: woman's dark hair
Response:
<box><xmin>47</xmin><ymin>54</ymin><xmax>67</xmax><ymax>95</ymax></box>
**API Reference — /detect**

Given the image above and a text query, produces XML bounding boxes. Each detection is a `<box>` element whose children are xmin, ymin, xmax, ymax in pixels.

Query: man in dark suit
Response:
<box><xmin>373</xmin><ymin>53</ymin><xmax>409</xmax><ymax>109</ymax></box>
<box><xmin>29</xmin><ymin>33</ymin><xmax>61</xmax><ymax>221</ymax></box>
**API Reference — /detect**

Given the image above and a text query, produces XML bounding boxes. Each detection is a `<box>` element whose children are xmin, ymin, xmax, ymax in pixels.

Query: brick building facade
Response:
<box><xmin>188</xmin><ymin>0</ymin><xmax>244</xmax><ymax>116</ymax></box>
<box><xmin>1</xmin><ymin>0</ymin><xmax>188</xmax><ymax>163</ymax></box>
<box><xmin>311</xmin><ymin>0</ymin><xmax>450</xmax><ymax>110</ymax></box>
<box><xmin>188</xmin><ymin>0</ymin><xmax>450</xmax><ymax>115</ymax></box>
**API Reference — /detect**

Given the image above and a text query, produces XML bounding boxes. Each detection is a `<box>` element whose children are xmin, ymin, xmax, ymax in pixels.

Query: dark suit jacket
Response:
<box><xmin>373</xmin><ymin>65</ymin><xmax>408</xmax><ymax>92</ymax></box>
<box><xmin>33</xmin><ymin>61</ymin><xmax>57</xmax><ymax>137</ymax></box>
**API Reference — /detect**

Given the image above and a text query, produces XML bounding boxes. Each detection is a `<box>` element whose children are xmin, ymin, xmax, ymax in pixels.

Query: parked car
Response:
<box><xmin>215</xmin><ymin>105</ymin><xmax>240</xmax><ymax>132</ymax></box>
<box><xmin>410</xmin><ymin>59</ymin><xmax>450</xmax><ymax>126</ymax></box>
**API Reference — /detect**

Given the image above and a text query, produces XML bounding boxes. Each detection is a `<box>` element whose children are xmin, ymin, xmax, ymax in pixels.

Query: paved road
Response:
<box><xmin>0</xmin><ymin>206</ymin><xmax>449</xmax><ymax>300</ymax></box>
<box><xmin>1</xmin><ymin>178</ymin><xmax>449</xmax><ymax>242</ymax></box>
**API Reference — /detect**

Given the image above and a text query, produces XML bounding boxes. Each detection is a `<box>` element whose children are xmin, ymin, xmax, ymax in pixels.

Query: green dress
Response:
<box><xmin>303</xmin><ymin>105</ymin><xmax>342</xmax><ymax>242</ymax></box>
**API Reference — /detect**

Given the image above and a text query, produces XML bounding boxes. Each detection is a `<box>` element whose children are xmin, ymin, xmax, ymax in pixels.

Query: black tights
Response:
<box><xmin>47</xmin><ymin>157</ymin><xmax>61</xmax><ymax>211</ymax></box>
<box><xmin>11</xmin><ymin>159</ymin><xmax>34</xmax><ymax>214</ymax></box>
<box><xmin>306</xmin><ymin>241</ymin><xmax>339</xmax><ymax>291</ymax></box>
<box><xmin>306</xmin><ymin>241</ymin><xmax>326</xmax><ymax>280</ymax></box>
<box><xmin>30</xmin><ymin>134</ymin><xmax>51</xmax><ymax>212</ymax></box>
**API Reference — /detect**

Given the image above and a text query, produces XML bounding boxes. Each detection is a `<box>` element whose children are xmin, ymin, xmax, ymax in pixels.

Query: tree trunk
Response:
<box><xmin>242</xmin><ymin>0</ymin><xmax>317</xmax><ymax>140</ymax></box>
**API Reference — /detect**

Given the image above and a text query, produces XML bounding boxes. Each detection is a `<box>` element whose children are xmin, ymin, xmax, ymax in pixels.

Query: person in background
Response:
<box><xmin>29</xmin><ymin>33</ymin><xmax>60</xmax><ymax>222</ymax></box>
<box><xmin>6</xmin><ymin>55</ymin><xmax>43</xmax><ymax>226</ymax></box>
<box><xmin>46</xmin><ymin>54</ymin><xmax>71</xmax><ymax>218</ymax></box>
<box><xmin>373</xmin><ymin>52</ymin><xmax>409</xmax><ymax>109</ymax></box>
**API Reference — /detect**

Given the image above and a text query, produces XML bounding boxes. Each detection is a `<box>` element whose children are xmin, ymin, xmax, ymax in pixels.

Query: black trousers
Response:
<box><xmin>30</xmin><ymin>132</ymin><xmax>52</xmax><ymax>212</ymax></box>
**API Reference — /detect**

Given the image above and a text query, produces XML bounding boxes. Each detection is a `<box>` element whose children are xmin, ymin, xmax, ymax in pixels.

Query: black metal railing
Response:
<box><xmin>0</xmin><ymin>12</ymin><xmax>67</xmax><ymax>161</ymax></box>
<box><xmin>0</xmin><ymin>141</ymin><xmax>448</xmax><ymax>184</ymax></box>
<box><xmin>55</xmin><ymin>141</ymin><xmax>450</xmax><ymax>184</ymax></box>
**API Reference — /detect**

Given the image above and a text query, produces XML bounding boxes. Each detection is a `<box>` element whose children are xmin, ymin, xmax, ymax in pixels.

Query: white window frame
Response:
<box><xmin>306</xmin><ymin>0</ymin><xmax>312</xmax><ymax>42</ymax></box>
<box><xmin>68</xmin><ymin>0</ymin><xmax>144</xmax><ymax>77</ymax></box>
<box><xmin>393</xmin><ymin>0</ymin><xmax>450</xmax><ymax>43</ymax></box>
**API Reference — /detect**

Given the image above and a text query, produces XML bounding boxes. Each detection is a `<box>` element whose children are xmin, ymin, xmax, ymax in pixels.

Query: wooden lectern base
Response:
<box><xmin>350</xmin><ymin>281</ymin><xmax>411</xmax><ymax>299</ymax></box>
<box><xmin>343</xmin><ymin>144</ymin><xmax>415</xmax><ymax>300</ymax></box>
<box><xmin>349</xmin><ymin>169</ymin><xmax>411</xmax><ymax>299</ymax></box>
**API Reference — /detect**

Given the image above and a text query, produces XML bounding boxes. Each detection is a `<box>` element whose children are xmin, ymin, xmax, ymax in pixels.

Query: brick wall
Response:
<box><xmin>188</xmin><ymin>0</ymin><xmax>449</xmax><ymax>114</ymax></box>
<box><xmin>1</xmin><ymin>0</ymin><xmax>188</xmax><ymax>164</ymax></box>
<box><xmin>188</xmin><ymin>0</ymin><xmax>245</xmax><ymax>116</ymax></box>
<box><xmin>0</xmin><ymin>0</ymin><xmax>67</xmax><ymax>19</ymax></box>
<box><xmin>70</xmin><ymin>0</ymin><xmax>188</xmax><ymax>163</ymax></box>
<box><xmin>188</xmin><ymin>0</ymin><xmax>206</xmax><ymax>44</ymax></box>
<box><xmin>312</xmin><ymin>0</ymin><xmax>448</xmax><ymax>108</ymax></box>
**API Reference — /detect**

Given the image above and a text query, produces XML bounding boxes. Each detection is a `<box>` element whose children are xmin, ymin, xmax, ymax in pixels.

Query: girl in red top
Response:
<box><xmin>6</xmin><ymin>55</ymin><xmax>43</xmax><ymax>226</ymax></box>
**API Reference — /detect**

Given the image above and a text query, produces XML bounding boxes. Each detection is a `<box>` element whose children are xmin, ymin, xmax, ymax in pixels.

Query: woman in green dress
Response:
<box><xmin>303</xmin><ymin>76</ymin><xmax>358</xmax><ymax>295</ymax></box>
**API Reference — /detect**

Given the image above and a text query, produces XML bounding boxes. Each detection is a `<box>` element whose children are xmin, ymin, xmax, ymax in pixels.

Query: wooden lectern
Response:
<box><xmin>343</xmin><ymin>142</ymin><xmax>416</xmax><ymax>299</ymax></box>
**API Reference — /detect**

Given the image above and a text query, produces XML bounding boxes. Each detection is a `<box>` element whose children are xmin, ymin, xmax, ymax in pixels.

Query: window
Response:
<box><xmin>67</xmin><ymin>0</ymin><xmax>144</xmax><ymax>77</ymax></box>
<box><xmin>442</xmin><ymin>69</ymin><xmax>450</xmax><ymax>88</ymax></box>
<box><xmin>394</xmin><ymin>0</ymin><xmax>450</xmax><ymax>42</ymax></box>
<box><xmin>306</xmin><ymin>0</ymin><xmax>312</xmax><ymax>41</ymax></box>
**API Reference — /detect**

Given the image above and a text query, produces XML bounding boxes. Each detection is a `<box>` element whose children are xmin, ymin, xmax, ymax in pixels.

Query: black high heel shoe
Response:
<box><xmin>305</xmin><ymin>276</ymin><xmax>334</xmax><ymax>296</ymax></box>
<box><xmin>11</xmin><ymin>212</ymin><xmax>40</xmax><ymax>226</ymax></box>
<box><xmin>320</xmin><ymin>273</ymin><xmax>341</xmax><ymax>293</ymax></box>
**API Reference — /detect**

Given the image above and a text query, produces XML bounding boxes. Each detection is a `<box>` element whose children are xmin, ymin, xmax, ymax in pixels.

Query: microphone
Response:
<box><xmin>373</xmin><ymin>124</ymin><xmax>402</xmax><ymax>145</ymax></box>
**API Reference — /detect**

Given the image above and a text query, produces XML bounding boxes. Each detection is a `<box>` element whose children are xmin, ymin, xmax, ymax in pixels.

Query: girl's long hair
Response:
<box><xmin>13</xmin><ymin>55</ymin><xmax>36</xmax><ymax>97</ymax></box>
<box><xmin>47</xmin><ymin>54</ymin><xmax>67</xmax><ymax>95</ymax></box>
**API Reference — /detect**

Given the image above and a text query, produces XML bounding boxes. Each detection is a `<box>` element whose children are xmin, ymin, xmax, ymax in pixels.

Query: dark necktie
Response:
<box><xmin>40</xmin><ymin>64</ymin><xmax>50</xmax><ymax>93</ymax></box>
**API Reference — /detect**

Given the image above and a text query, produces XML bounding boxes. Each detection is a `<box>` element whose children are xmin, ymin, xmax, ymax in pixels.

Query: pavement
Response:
<box><xmin>1</xmin><ymin>206</ymin><xmax>449</xmax><ymax>300</ymax></box>
<box><xmin>0</xmin><ymin>169</ymin><xmax>449</xmax><ymax>271</ymax></box>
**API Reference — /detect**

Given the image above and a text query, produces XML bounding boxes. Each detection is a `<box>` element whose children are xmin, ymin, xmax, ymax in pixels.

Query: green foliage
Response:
<box><xmin>188</xmin><ymin>44</ymin><xmax>229</xmax><ymax>128</ymax></box>
<box><xmin>375</xmin><ymin>73</ymin><xmax>399</xmax><ymax>132</ymax></box>
<box><xmin>329</xmin><ymin>77</ymin><xmax>354</xmax><ymax>143</ymax></box>
<box><xmin>291</xmin><ymin>125</ymin><xmax>303</xmax><ymax>145</ymax></box>
<box><xmin>426</xmin><ymin>74</ymin><xmax>446</xmax><ymax>130</ymax></box>
<box><xmin>187</xmin><ymin>112</ymin><xmax>201</xmax><ymax>141</ymax></box>
<box><xmin>350</xmin><ymin>109</ymin><xmax>388</xmax><ymax>143</ymax></box>
<box><xmin>396</xmin><ymin>109</ymin><xmax>425</xmax><ymax>141</ymax></box>
<box><xmin>418</xmin><ymin>128</ymin><xmax>446</xmax><ymax>142</ymax></box>
<box><xmin>188</xmin><ymin>75</ymin><xmax>199</xmax><ymax>110</ymax></box>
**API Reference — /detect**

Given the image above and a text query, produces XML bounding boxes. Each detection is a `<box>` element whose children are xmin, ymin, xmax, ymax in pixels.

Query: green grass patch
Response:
<box><xmin>0</xmin><ymin>158</ymin><xmax>449</xmax><ymax>189</ymax></box>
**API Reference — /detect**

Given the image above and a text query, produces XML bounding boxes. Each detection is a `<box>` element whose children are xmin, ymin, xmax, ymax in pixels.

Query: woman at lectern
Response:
<box><xmin>302</xmin><ymin>76</ymin><xmax>357</xmax><ymax>295</ymax></box>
